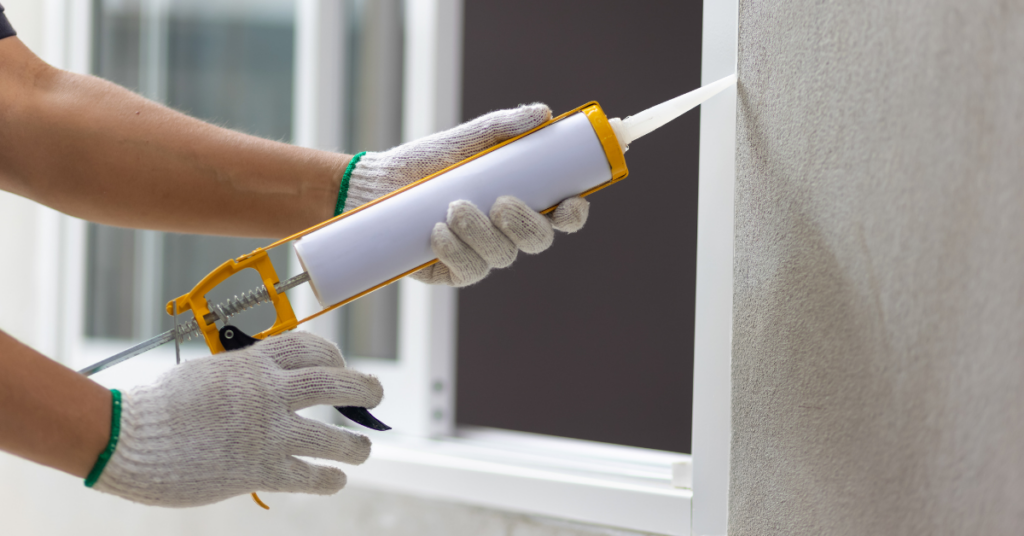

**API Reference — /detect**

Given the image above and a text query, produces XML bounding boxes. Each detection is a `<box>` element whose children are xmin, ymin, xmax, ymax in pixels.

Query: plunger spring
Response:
<box><xmin>170</xmin><ymin>285</ymin><xmax>274</xmax><ymax>341</ymax></box>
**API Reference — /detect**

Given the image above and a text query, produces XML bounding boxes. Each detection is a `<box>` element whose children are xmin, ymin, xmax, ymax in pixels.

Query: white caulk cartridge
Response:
<box><xmin>294</xmin><ymin>74</ymin><xmax>737</xmax><ymax>308</ymax></box>
<box><xmin>294</xmin><ymin>102</ymin><xmax>624</xmax><ymax>307</ymax></box>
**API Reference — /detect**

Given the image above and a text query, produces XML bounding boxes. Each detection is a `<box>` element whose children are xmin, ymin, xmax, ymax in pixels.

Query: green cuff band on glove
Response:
<box><xmin>334</xmin><ymin>151</ymin><xmax>366</xmax><ymax>217</ymax></box>
<box><xmin>85</xmin><ymin>389</ymin><xmax>122</xmax><ymax>488</ymax></box>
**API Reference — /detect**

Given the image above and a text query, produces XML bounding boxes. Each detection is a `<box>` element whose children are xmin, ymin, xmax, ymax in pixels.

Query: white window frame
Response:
<box><xmin>691</xmin><ymin>0</ymin><xmax>739</xmax><ymax>534</ymax></box>
<box><xmin>35</xmin><ymin>0</ymin><xmax>739</xmax><ymax>534</ymax></box>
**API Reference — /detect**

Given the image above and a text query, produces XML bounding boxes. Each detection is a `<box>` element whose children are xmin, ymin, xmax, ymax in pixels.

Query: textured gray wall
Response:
<box><xmin>731</xmin><ymin>1</ymin><xmax>1024</xmax><ymax>534</ymax></box>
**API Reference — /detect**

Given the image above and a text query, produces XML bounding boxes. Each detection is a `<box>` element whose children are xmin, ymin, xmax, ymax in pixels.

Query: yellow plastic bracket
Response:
<box><xmin>582</xmin><ymin>103</ymin><xmax>629</xmax><ymax>185</ymax></box>
<box><xmin>165</xmin><ymin>248</ymin><xmax>297</xmax><ymax>355</ymax></box>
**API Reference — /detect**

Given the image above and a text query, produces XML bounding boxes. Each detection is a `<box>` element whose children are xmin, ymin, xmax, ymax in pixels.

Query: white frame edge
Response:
<box><xmin>393</xmin><ymin>0</ymin><xmax>463</xmax><ymax>438</ymax></box>
<box><xmin>293</xmin><ymin>0</ymin><xmax>346</xmax><ymax>154</ymax></box>
<box><xmin>345</xmin><ymin>429</ymin><xmax>692</xmax><ymax>536</ymax></box>
<box><xmin>349</xmin><ymin>448</ymin><xmax>691</xmax><ymax>536</ymax></box>
<box><xmin>691</xmin><ymin>0</ymin><xmax>738</xmax><ymax>535</ymax></box>
<box><xmin>290</xmin><ymin>0</ymin><xmax>346</xmax><ymax>345</ymax></box>
<box><xmin>54</xmin><ymin>0</ymin><xmax>92</xmax><ymax>365</ymax></box>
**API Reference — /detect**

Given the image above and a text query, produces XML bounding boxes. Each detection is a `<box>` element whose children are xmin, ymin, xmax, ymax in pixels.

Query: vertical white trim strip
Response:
<box><xmin>40</xmin><ymin>0</ymin><xmax>67</xmax><ymax>67</ymax></box>
<box><xmin>30</xmin><ymin>207</ymin><xmax>61</xmax><ymax>358</ymax></box>
<box><xmin>692</xmin><ymin>0</ymin><xmax>738</xmax><ymax>534</ymax></box>
<box><xmin>291</xmin><ymin>0</ymin><xmax>347</xmax><ymax>341</ymax></box>
<box><xmin>401</xmin><ymin>0</ymin><xmax>436</xmax><ymax>143</ymax></box>
<box><xmin>29</xmin><ymin>0</ymin><xmax>69</xmax><ymax>359</ymax></box>
<box><xmin>401</xmin><ymin>0</ymin><xmax>462</xmax><ymax>140</ymax></box>
<box><xmin>60</xmin><ymin>0</ymin><xmax>95</xmax><ymax>362</ymax></box>
<box><xmin>42</xmin><ymin>0</ymin><xmax>92</xmax><ymax>362</ymax></box>
<box><xmin>58</xmin><ymin>217</ymin><xmax>87</xmax><ymax>363</ymax></box>
<box><xmin>432</xmin><ymin>0</ymin><xmax>462</xmax><ymax>133</ymax></box>
<box><xmin>395</xmin><ymin>0</ymin><xmax>462</xmax><ymax>438</ymax></box>
<box><xmin>293</xmin><ymin>0</ymin><xmax>346</xmax><ymax>152</ymax></box>
<box><xmin>65</xmin><ymin>0</ymin><xmax>92</xmax><ymax>74</ymax></box>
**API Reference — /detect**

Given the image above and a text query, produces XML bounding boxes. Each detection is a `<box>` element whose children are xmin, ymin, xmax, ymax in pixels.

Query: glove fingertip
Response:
<box><xmin>518</xmin><ymin>102</ymin><xmax>552</xmax><ymax>126</ymax></box>
<box><xmin>490</xmin><ymin>196</ymin><xmax>555</xmax><ymax>254</ymax></box>
<box><xmin>346</xmin><ymin>433</ymin><xmax>373</xmax><ymax>466</ymax></box>
<box><xmin>362</xmin><ymin>373</ymin><xmax>385</xmax><ymax>409</ymax></box>
<box><xmin>446</xmin><ymin>199</ymin><xmax>483</xmax><ymax>226</ymax></box>
<box><xmin>550</xmin><ymin>196</ymin><xmax>590</xmax><ymax>233</ymax></box>
<box><xmin>409</xmin><ymin>262</ymin><xmax>454</xmax><ymax>286</ymax></box>
<box><xmin>263</xmin><ymin>331</ymin><xmax>347</xmax><ymax>370</ymax></box>
<box><xmin>312</xmin><ymin>465</ymin><xmax>348</xmax><ymax>495</ymax></box>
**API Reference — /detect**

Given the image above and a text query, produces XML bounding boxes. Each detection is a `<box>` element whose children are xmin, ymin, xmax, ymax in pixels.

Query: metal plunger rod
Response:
<box><xmin>78</xmin><ymin>272</ymin><xmax>311</xmax><ymax>376</ymax></box>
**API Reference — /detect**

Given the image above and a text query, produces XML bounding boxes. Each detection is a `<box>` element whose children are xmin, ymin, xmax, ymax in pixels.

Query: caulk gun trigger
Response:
<box><xmin>217</xmin><ymin>325</ymin><xmax>392</xmax><ymax>432</ymax></box>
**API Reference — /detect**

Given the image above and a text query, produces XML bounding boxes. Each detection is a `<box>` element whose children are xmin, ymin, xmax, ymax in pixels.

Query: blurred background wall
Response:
<box><xmin>730</xmin><ymin>0</ymin><xmax>1024</xmax><ymax>533</ymax></box>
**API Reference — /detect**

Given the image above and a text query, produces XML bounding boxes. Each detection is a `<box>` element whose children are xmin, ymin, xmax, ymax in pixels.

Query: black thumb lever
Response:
<box><xmin>219</xmin><ymin>325</ymin><xmax>392</xmax><ymax>431</ymax></box>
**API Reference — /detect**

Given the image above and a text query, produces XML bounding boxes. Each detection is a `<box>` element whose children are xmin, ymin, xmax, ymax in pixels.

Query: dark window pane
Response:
<box><xmin>458</xmin><ymin>0</ymin><xmax>702</xmax><ymax>453</ymax></box>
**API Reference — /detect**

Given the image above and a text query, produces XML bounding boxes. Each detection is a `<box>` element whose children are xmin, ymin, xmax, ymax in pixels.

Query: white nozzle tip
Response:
<box><xmin>617</xmin><ymin>73</ymin><xmax>737</xmax><ymax>147</ymax></box>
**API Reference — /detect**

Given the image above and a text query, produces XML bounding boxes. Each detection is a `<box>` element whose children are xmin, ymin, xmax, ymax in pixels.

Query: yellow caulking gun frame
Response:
<box><xmin>168</xmin><ymin>101</ymin><xmax>628</xmax><ymax>356</ymax></box>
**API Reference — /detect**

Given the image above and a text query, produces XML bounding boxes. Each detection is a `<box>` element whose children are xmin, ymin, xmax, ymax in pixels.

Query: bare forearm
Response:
<box><xmin>0</xmin><ymin>331</ymin><xmax>110</xmax><ymax>478</ymax></box>
<box><xmin>0</xmin><ymin>37</ymin><xmax>348</xmax><ymax>238</ymax></box>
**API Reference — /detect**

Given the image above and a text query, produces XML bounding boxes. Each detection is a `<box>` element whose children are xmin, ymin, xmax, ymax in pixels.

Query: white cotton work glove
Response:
<box><xmin>341</xmin><ymin>104</ymin><xmax>590</xmax><ymax>287</ymax></box>
<box><xmin>92</xmin><ymin>332</ymin><xmax>383</xmax><ymax>507</ymax></box>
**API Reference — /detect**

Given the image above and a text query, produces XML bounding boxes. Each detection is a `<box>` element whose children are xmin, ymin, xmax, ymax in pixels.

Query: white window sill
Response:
<box><xmin>342</xmin><ymin>427</ymin><xmax>692</xmax><ymax>536</ymax></box>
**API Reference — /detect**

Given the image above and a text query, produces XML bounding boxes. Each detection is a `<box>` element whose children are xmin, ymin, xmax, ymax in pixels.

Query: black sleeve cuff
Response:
<box><xmin>0</xmin><ymin>4</ymin><xmax>17</xmax><ymax>41</ymax></box>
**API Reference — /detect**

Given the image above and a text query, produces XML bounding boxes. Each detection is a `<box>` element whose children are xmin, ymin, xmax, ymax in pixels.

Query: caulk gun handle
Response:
<box><xmin>218</xmin><ymin>325</ymin><xmax>392</xmax><ymax>431</ymax></box>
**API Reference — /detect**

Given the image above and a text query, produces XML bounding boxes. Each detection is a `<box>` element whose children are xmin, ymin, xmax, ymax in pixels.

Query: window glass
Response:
<box><xmin>85</xmin><ymin>224</ymin><xmax>135</xmax><ymax>340</ymax></box>
<box><xmin>85</xmin><ymin>0</ymin><xmax>404</xmax><ymax>361</ymax></box>
<box><xmin>86</xmin><ymin>0</ymin><xmax>295</xmax><ymax>342</ymax></box>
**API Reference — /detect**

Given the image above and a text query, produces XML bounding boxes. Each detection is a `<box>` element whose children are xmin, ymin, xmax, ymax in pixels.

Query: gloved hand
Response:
<box><xmin>340</xmin><ymin>104</ymin><xmax>590</xmax><ymax>287</ymax></box>
<box><xmin>92</xmin><ymin>332</ymin><xmax>383</xmax><ymax>507</ymax></box>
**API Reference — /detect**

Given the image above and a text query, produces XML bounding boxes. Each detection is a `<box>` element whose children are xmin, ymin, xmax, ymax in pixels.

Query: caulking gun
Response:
<box><xmin>79</xmin><ymin>74</ymin><xmax>737</xmax><ymax>390</ymax></box>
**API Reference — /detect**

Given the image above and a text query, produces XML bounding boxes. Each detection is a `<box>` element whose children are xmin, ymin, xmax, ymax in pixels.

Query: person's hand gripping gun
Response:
<box><xmin>337</xmin><ymin>104</ymin><xmax>590</xmax><ymax>287</ymax></box>
<box><xmin>90</xmin><ymin>333</ymin><xmax>381</xmax><ymax>507</ymax></box>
